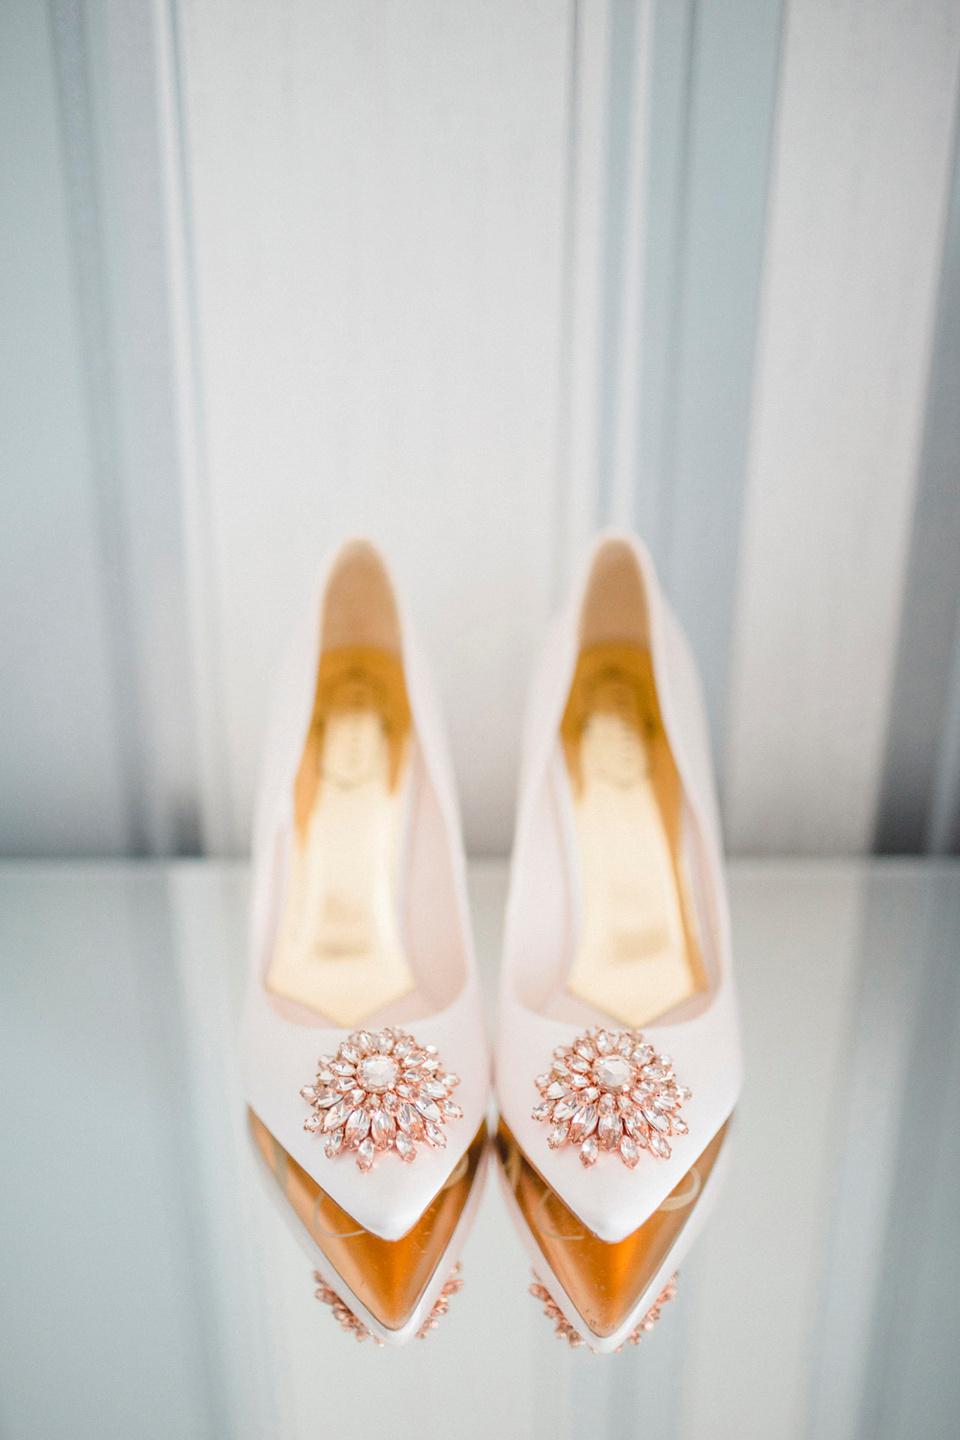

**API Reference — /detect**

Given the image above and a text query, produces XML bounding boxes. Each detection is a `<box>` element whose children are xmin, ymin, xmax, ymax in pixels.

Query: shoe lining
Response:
<box><xmin>265</xmin><ymin>645</ymin><xmax>416</xmax><ymax>1026</ymax></box>
<box><xmin>560</xmin><ymin>642</ymin><xmax>708</xmax><ymax>1028</ymax></box>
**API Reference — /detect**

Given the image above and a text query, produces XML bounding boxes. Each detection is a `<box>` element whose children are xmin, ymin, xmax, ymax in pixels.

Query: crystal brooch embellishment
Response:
<box><xmin>531</xmin><ymin>1027</ymin><xmax>690</xmax><ymax>1166</ymax></box>
<box><xmin>302</xmin><ymin>1026</ymin><xmax>462</xmax><ymax>1169</ymax></box>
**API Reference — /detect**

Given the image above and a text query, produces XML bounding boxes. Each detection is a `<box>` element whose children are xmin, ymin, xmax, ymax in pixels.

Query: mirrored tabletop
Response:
<box><xmin>1</xmin><ymin>858</ymin><xmax>958</xmax><ymax>1440</ymax></box>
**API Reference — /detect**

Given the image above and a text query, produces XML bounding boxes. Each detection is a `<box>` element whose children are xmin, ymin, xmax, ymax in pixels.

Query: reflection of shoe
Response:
<box><xmin>313</xmin><ymin>1262</ymin><xmax>465</xmax><ymax>1345</ymax></box>
<box><xmin>249</xmin><ymin>1109</ymin><xmax>486</xmax><ymax>1344</ymax></box>
<box><xmin>241</xmin><ymin>538</ymin><xmax>490</xmax><ymax>1345</ymax></box>
<box><xmin>495</xmin><ymin>532</ymin><xmax>741</xmax><ymax>1352</ymax></box>
<box><xmin>530</xmin><ymin>1269</ymin><xmax>678</xmax><ymax>1350</ymax></box>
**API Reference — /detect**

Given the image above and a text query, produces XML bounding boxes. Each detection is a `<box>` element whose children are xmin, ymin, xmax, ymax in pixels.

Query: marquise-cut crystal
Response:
<box><xmin>360</xmin><ymin>1054</ymin><xmax>399</xmax><ymax>1091</ymax></box>
<box><xmin>597</xmin><ymin>1110</ymin><xmax>623</xmax><ymax>1148</ymax></box>
<box><xmin>627</xmin><ymin>1113</ymin><xmax>649</xmax><ymax>1141</ymax></box>
<box><xmin>356</xmin><ymin>1137</ymin><xmax>375</xmax><ymax>1170</ymax></box>
<box><xmin>370</xmin><ymin>1108</ymin><xmax>395</xmax><ymax>1148</ymax></box>
<box><xmin>344</xmin><ymin>1108</ymin><xmax>370</xmax><ymax>1147</ymax></box>
<box><xmin>324</xmin><ymin>1099</ymin><xmax>349</xmax><ymax>1130</ymax></box>
<box><xmin>568</xmin><ymin>1103</ymin><xmax>598</xmax><ymax>1142</ymax></box>
<box><xmin>619</xmin><ymin>1134</ymin><xmax>639</xmax><ymax>1167</ymax></box>
<box><xmin>579</xmin><ymin>1134</ymin><xmax>599</xmax><ymax>1166</ymax></box>
<box><xmin>532</xmin><ymin>1100</ymin><xmax>552</xmax><ymax>1122</ymax></box>
<box><xmin>547</xmin><ymin>1123</ymin><xmax>568</xmax><ymax>1149</ymax></box>
<box><xmin>423</xmin><ymin>1120</ymin><xmax>446</xmax><ymax>1148</ymax></box>
<box><xmin>395</xmin><ymin>1131</ymin><xmax>415</xmax><ymax>1162</ymax></box>
<box><xmin>397</xmin><ymin>1103</ymin><xmax>423</xmax><ymax>1136</ymax></box>
<box><xmin>324</xmin><ymin>1128</ymin><xmax>343</xmax><ymax>1157</ymax></box>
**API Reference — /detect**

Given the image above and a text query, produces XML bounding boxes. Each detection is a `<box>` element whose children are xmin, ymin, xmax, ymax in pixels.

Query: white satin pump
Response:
<box><xmin>240</xmin><ymin>539</ymin><xmax>489</xmax><ymax>1346</ymax></box>
<box><xmin>495</xmin><ymin>532</ymin><xmax>741</xmax><ymax>1352</ymax></box>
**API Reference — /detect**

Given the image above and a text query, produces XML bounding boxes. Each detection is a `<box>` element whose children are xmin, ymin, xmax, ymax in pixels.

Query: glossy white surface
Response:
<box><xmin>1</xmin><ymin>859</ymin><xmax>958</xmax><ymax>1439</ymax></box>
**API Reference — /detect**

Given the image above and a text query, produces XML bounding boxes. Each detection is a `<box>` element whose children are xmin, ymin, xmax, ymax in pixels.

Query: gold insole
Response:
<box><xmin>250</xmin><ymin>1110</ymin><xmax>487</xmax><ymax>1329</ymax></box>
<box><xmin>266</xmin><ymin>647</ymin><xmax>415</xmax><ymax>1026</ymax></box>
<box><xmin>561</xmin><ymin>644</ymin><xmax>707</xmax><ymax>1028</ymax></box>
<box><xmin>497</xmin><ymin>1116</ymin><xmax>727</xmax><ymax>1337</ymax></box>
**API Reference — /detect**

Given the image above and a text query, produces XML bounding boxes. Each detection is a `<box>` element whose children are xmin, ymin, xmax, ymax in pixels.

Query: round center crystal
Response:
<box><xmin>359</xmin><ymin>1054</ymin><xmax>399</xmax><ymax>1092</ymax></box>
<box><xmin>594</xmin><ymin>1054</ymin><xmax>632</xmax><ymax>1092</ymax></box>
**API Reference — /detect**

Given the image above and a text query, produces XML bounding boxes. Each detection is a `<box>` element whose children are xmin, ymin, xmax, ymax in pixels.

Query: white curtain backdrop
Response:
<box><xmin>3</xmin><ymin>0</ymin><xmax>960</xmax><ymax>859</ymax></box>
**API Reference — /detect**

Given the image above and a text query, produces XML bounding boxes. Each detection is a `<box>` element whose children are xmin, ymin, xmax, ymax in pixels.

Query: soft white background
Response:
<box><xmin>3</xmin><ymin>0</ymin><xmax>960</xmax><ymax>860</ymax></box>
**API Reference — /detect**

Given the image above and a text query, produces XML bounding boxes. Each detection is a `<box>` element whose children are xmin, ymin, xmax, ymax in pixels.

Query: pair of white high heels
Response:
<box><xmin>240</xmin><ymin>533</ymin><xmax>742</xmax><ymax>1352</ymax></box>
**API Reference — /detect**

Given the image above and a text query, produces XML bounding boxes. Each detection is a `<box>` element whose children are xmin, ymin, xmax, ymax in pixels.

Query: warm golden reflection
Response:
<box><xmin>560</xmin><ymin>642</ymin><xmax>708</xmax><ymax>1028</ymax></box>
<box><xmin>267</xmin><ymin>646</ymin><xmax>416</xmax><ymax>1026</ymax></box>
<box><xmin>496</xmin><ymin>1116</ymin><xmax>728</xmax><ymax>1338</ymax></box>
<box><xmin>249</xmin><ymin>1110</ymin><xmax>487</xmax><ymax>1330</ymax></box>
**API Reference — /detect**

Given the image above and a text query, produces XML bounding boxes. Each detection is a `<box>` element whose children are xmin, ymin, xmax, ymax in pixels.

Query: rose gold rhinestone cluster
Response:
<box><xmin>302</xmin><ymin>1026</ymin><xmax>461</xmax><ymax>1170</ymax></box>
<box><xmin>532</xmin><ymin>1027</ymin><xmax>690</xmax><ymax>1167</ymax></box>
<box><xmin>415</xmin><ymin>1264</ymin><xmax>464</xmax><ymax>1336</ymax></box>
<box><xmin>530</xmin><ymin>1272</ymin><xmax>679</xmax><ymax>1350</ymax></box>
<box><xmin>313</xmin><ymin>1265</ymin><xmax>464</xmax><ymax>1343</ymax></box>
